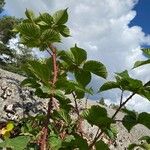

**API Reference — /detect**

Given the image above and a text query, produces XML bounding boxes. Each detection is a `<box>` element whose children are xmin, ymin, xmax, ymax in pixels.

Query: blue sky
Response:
<box><xmin>4</xmin><ymin>0</ymin><xmax>150</xmax><ymax>112</ymax></box>
<box><xmin>130</xmin><ymin>0</ymin><xmax>150</xmax><ymax>35</ymax></box>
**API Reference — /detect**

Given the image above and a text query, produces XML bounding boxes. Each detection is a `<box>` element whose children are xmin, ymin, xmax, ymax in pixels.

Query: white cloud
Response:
<box><xmin>4</xmin><ymin>0</ymin><xmax>150</xmax><ymax>112</ymax></box>
<box><xmin>127</xmin><ymin>95</ymin><xmax>150</xmax><ymax>113</ymax></box>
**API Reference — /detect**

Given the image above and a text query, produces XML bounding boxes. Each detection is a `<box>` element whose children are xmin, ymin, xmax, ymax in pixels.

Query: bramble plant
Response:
<box><xmin>0</xmin><ymin>8</ymin><xmax>150</xmax><ymax>150</ymax></box>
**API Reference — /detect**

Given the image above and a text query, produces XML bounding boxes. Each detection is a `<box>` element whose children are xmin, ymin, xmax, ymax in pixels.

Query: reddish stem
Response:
<box><xmin>39</xmin><ymin>45</ymin><xmax>58</xmax><ymax>150</ymax></box>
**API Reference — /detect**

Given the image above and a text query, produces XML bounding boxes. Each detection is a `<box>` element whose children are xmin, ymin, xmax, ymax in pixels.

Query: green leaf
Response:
<box><xmin>142</xmin><ymin>48</ymin><xmax>150</xmax><ymax>58</ymax></box>
<box><xmin>75</xmin><ymin>69</ymin><xmax>91</xmax><ymax>87</ymax></box>
<box><xmin>17</xmin><ymin>23</ymin><xmax>40</xmax><ymax>38</ymax></box>
<box><xmin>115</xmin><ymin>71</ymin><xmax>144</xmax><ymax>93</ymax></box>
<box><xmin>138</xmin><ymin>88</ymin><xmax>150</xmax><ymax>101</ymax></box>
<box><xmin>53</xmin><ymin>109</ymin><xmax>71</xmax><ymax>125</ymax></box>
<box><xmin>0</xmin><ymin>136</ymin><xmax>30</xmax><ymax>150</ymax></box>
<box><xmin>53</xmin><ymin>9</ymin><xmax>68</xmax><ymax>25</ymax></box>
<box><xmin>49</xmin><ymin>133</ymin><xmax>62</xmax><ymax>150</ymax></box>
<box><xmin>37</xmin><ymin>21</ymin><xmax>48</xmax><ymax>26</ymax></box>
<box><xmin>25</xmin><ymin>9</ymin><xmax>35</xmax><ymax>20</ymax></box>
<box><xmin>116</xmin><ymin>70</ymin><xmax>129</xmax><ymax>78</ymax></box>
<box><xmin>128</xmin><ymin>143</ymin><xmax>150</xmax><ymax>150</ymax></box>
<box><xmin>34</xmin><ymin>88</ymin><xmax>49</xmax><ymax>98</ymax></box>
<box><xmin>142</xmin><ymin>143</ymin><xmax>150</xmax><ymax>150</ymax></box>
<box><xmin>58</xmin><ymin>50</ymin><xmax>74</xmax><ymax>66</ymax></box>
<box><xmin>21</xmin><ymin>78</ymin><xmax>40</xmax><ymax>88</ymax></box>
<box><xmin>27</xmin><ymin>60</ymin><xmax>50</xmax><ymax>84</ymax></box>
<box><xmin>128</xmin><ymin>143</ymin><xmax>139</xmax><ymax>150</ymax></box>
<box><xmin>70</xmin><ymin>45</ymin><xmax>87</xmax><ymax>65</ymax></box>
<box><xmin>62</xmin><ymin>134</ymin><xmax>88</xmax><ymax>150</ymax></box>
<box><xmin>139</xmin><ymin>136</ymin><xmax>150</xmax><ymax>144</ymax></box>
<box><xmin>105</xmin><ymin>124</ymin><xmax>118</xmax><ymax>140</ymax></box>
<box><xmin>39</xmin><ymin>13</ymin><xmax>53</xmax><ymax>24</ymax></box>
<box><xmin>99</xmin><ymin>81</ymin><xmax>119</xmax><ymax>92</ymax></box>
<box><xmin>133</xmin><ymin>59</ymin><xmax>150</xmax><ymax>68</ymax></box>
<box><xmin>138</xmin><ymin>112</ymin><xmax>150</xmax><ymax>129</ymax></box>
<box><xmin>41</xmin><ymin>29</ymin><xmax>61</xmax><ymax>43</ymax></box>
<box><xmin>58</xmin><ymin>25</ymin><xmax>70</xmax><ymax>37</ymax></box>
<box><xmin>73</xmin><ymin>134</ymin><xmax>88</xmax><ymax>150</ymax></box>
<box><xmin>83</xmin><ymin>105</ymin><xmax>113</xmax><ymax>128</ymax></box>
<box><xmin>20</xmin><ymin>35</ymin><xmax>40</xmax><ymax>48</ymax></box>
<box><xmin>6</xmin><ymin>122</ymin><xmax>14</xmax><ymax>131</ymax></box>
<box><xmin>83</xmin><ymin>60</ymin><xmax>107</xmax><ymax>79</ymax></box>
<box><xmin>54</xmin><ymin>94</ymin><xmax>72</xmax><ymax>113</ymax></box>
<box><xmin>95</xmin><ymin>140</ymin><xmax>109</xmax><ymax>150</ymax></box>
<box><xmin>122</xmin><ymin>113</ymin><xmax>138</xmax><ymax>132</ymax></box>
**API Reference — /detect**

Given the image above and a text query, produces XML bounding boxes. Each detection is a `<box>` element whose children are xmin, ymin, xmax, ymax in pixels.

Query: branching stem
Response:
<box><xmin>89</xmin><ymin>92</ymin><xmax>135</xmax><ymax>149</ymax></box>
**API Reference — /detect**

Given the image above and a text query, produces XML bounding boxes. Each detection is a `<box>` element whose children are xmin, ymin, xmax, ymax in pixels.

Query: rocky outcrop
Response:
<box><xmin>0</xmin><ymin>68</ymin><xmax>150</xmax><ymax>149</ymax></box>
<box><xmin>0</xmin><ymin>68</ymin><xmax>48</xmax><ymax>121</ymax></box>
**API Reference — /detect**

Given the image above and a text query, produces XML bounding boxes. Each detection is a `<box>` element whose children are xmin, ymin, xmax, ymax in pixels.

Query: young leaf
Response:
<box><xmin>39</xmin><ymin>13</ymin><xmax>53</xmax><ymax>24</ymax></box>
<box><xmin>95</xmin><ymin>140</ymin><xmax>110</xmax><ymax>150</ymax></box>
<box><xmin>17</xmin><ymin>23</ymin><xmax>40</xmax><ymax>38</ymax></box>
<box><xmin>53</xmin><ymin>9</ymin><xmax>68</xmax><ymax>25</ymax></box>
<box><xmin>25</xmin><ymin>9</ymin><xmax>35</xmax><ymax>20</ymax></box>
<box><xmin>58</xmin><ymin>25</ymin><xmax>70</xmax><ymax>37</ymax></box>
<box><xmin>6</xmin><ymin>122</ymin><xmax>14</xmax><ymax>132</ymax></box>
<box><xmin>70</xmin><ymin>45</ymin><xmax>87</xmax><ymax>65</ymax></box>
<box><xmin>83</xmin><ymin>60</ymin><xmax>107</xmax><ymax>79</ymax></box>
<box><xmin>41</xmin><ymin>29</ymin><xmax>61</xmax><ymax>43</ymax></box>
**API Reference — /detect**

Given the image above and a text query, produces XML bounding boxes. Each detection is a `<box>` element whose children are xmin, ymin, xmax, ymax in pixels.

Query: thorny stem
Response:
<box><xmin>39</xmin><ymin>45</ymin><xmax>58</xmax><ymax>150</ymax></box>
<box><xmin>89</xmin><ymin>92</ymin><xmax>135</xmax><ymax>149</ymax></box>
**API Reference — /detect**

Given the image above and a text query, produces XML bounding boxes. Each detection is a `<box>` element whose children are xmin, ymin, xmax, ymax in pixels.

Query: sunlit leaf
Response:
<box><xmin>25</xmin><ymin>9</ymin><xmax>35</xmax><ymax>20</ymax></box>
<box><xmin>70</xmin><ymin>44</ymin><xmax>87</xmax><ymax>65</ymax></box>
<box><xmin>83</xmin><ymin>60</ymin><xmax>107</xmax><ymax>79</ymax></box>
<box><xmin>133</xmin><ymin>60</ymin><xmax>150</xmax><ymax>68</ymax></box>
<box><xmin>142</xmin><ymin>48</ymin><xmax>150</xmax><ymax>58</ymax></box>
<box><xmin>53</xmin><ymin>9</ymin><xmax>68</xmax><ymax>25</ymax></box>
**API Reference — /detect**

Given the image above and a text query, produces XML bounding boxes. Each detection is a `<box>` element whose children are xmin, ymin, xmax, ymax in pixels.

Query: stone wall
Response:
<box><xmin>0</xmin><ymin>68</ymin><xmax>48</xmax><ymax>121</ymax></box>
